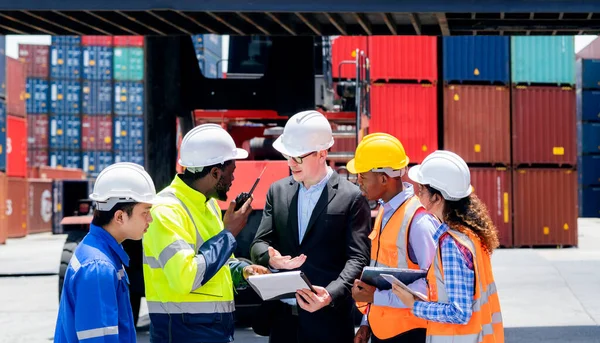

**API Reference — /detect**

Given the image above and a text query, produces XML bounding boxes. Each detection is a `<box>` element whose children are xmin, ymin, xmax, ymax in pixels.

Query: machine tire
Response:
<box><xmin>58</xmin><ymin>230</ymin><xmax>88</xmax><ymax>300</ymax></box>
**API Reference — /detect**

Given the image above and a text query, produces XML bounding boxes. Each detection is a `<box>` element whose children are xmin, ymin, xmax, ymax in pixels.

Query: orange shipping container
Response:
<box><xmin>331</xmin><ymin>36</ymin><xmax>367</xmax><ymax>79</ymax></box>
<box><xmin>6</xmin><ymin>177</ymin><xmax>28</xmax><ymax>238</ymax></box>
<box><xmin>513</xmin><ymin>168</ymin><xmax>578</xmax><ymax>247</ymax></box>
<box><xmin>0</xmin><ymin>172</ymin><xmax>7</xmax><ymax>244</ymax></box>
<box><xmin>28</xmin><ymin>166</ymin><xmax>86</xmax><ymax>180</ymax></box>
<box><xmin>6</xmin><ymin>57</ymin><xmax>27</xmax><ymax>117</ymax></box>
<box><xmin>27</xmin><ymin>179</ymin><xmax>53</xmax><ymax>234</ymax></box>
<box><xmin>368</xmin><ymin>36</ymin><xmax>438</xmax><ymax>82</ymax></box>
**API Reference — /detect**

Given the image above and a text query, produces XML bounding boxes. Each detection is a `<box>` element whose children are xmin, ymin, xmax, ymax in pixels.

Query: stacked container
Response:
<box><xmin>192</xmin><ymin>34</ymin><xmax>222</xmax><ymax>79</ymax></box>
<box><xmin>0</xmin><ymin>36</ymin><xmax>6</xmax><ymax>173</ymax></box>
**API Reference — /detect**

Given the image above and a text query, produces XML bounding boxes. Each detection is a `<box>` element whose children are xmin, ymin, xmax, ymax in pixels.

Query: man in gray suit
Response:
<box><xmin>251</xmin><ymin>110</ymin><xmax>372</xmax><ymax>343</ymax></box>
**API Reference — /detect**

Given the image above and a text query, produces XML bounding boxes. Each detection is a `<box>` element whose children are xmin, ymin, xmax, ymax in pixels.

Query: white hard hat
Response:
<box><xmin>272</xmin><ymin>110</ymin><xmax>334</xmax><ymax>157</ymax></box>
<box><xmin>178</xmin><ymin>123</ymin><xmax>248</xmax><ymax>171</ymax></box>
<box><xmin>89</xmin><ymin>162</ymin><xmax>162</xmax><ymax>211</ymax></box>
<box><xmin>408</xmin><ymin>150</ymin><xmax>473</xmax><ymax>201</ymax></box>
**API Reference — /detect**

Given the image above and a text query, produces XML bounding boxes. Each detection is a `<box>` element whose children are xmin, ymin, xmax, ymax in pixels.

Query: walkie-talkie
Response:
<box><xmin>234</xmin><ymin>166</ymin><xmax>267</xmax><ymax>211</ymax></box>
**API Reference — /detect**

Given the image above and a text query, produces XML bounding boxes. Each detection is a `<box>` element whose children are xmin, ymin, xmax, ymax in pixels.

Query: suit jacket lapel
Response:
<box><xmin>287</xmin><ymin>178</ymin><xmax>300</xmax><ymax>248</ymax></box>
<box><xmin>302</xmin><ymin>172</ymin><xmax>339</xmax><ymax>244</ymax></box>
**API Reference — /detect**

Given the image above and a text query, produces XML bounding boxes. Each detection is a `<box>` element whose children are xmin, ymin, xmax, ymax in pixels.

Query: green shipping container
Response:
<box><xmin>511</xmin><ymin>36</ymin><xmax>575</xmax><ymax>85</ymax></box>
<box><xmin>114</xmin><ymin>47</ymin><xmax>144</xmax><ymax>81</ymax></box>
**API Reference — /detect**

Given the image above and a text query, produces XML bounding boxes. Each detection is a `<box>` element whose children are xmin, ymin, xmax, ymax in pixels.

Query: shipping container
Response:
<box><xmin>579</xmin><ymin>186</ymin><xmax>600</xmax><ymax>217</ymax></box>
<box><xmin>52</xmin><ymin>36</ymin><xmax>81</xmax><ymax>46</ymax></box>
<box><xmin>26</xmin><ymin>78</ymin><xmax>49</xmax><ymax>114</ymax></box>
<box><xmin>27</xmin><ymin>179</ymin><xmax>53</xmax><ymax>234</ymax></box>
<box><xmin>49</xmin><ymin>149</ymin><xmax>82</xmax><ymax>169</ymax></box>
<box><xmin>114</xmin><ymin>82</ymin><xmax>144</xmax><ymax>115</ymax></box>
<box><xmin>82</xmin><ymin>80</ymin><xmax>112</xmax><ymax>114</ymax></box>
<box><xmin>82</xmin><ymin>150</ymin><xmax>114</xmax><ymax>177</ymax></box>
<box><xmin>18</xmin><ymin>44</ymin><xmax>50</xmax><ymax>78</ymax></box>
<box><xmin>512</xmin><ymin>86</ymin><xmax>576</xmax><ymax>165</ymax></box>
<box><xmin>329</xmin><ymin>125</ymin><xmax>357</xmax><ymax>156</ymax></box>
<box><xmin>30</xmin><ymin>165</ymin><xmax>85</xmax><ymax>180</ymax></box>
<box><xmin>511</xmin><ymin>36</ymin><xmax>575</xmax><ymax>85</ymax></box>
<box><xmin>192</xmin><ymin>34</ymin><xmax>222</xmax><ymax>56</ymax></box>
<box><xmin>81</xmin><ymin>115</ymin><xmax>112</xmax><ymax>150</ymax></box>
<box><xmin>113</xmin><ymin>115</ymin><xmax>144</xmax><ymax>151</ymax></box>
<box><xmin>49</xmin><ymin>114</ymin><xmax>81</xmax><ymax>150</ymax></box>
<box><xmin>443</xmin><ymin>36</ymin><xmax>509</xmax><ymax>84</ymax></box>
<box><xmin>7</xmin><ymin>115</ymin><xmax>27</xmax><ymax>177</ymax></box>
<box><xmin>513</xmin><ymin>168</ymin><xmax>578</xmax><ymax>247</ymax></box>
<box><xmin>0</xmin><ymin>172</ymin><xmax>7</xmax><ymax>244</ymax></box>
<box><xmin>81</xmin><ymin>36</ymin><xmax>113</xmax><ymax>47</ymax></box>
<box><xmin>578</xmin><ymin>154</ymin><xmax>600</xmax><ymax>186</ymax></box>
<box><xmin>6</xmin><ymin>177</ymin><xmax>28</xmax><ymax>238</ymax></box>
<box><xmin>368</xmin><ymin>36</ymin><xmax>437</xmax><ymax>82</ymax></box>
<box><xmin>6</xmin><ymin>57</ymin><xmax>27</xmax><ymax>117</ymax></box>
<box><xmin>576</xmin><ymin>59</ymin><xmax>600</xmax><ymax>90</ymax></box>
<box><xmin>331</xmin><ymin>36</ymin><xmax>367</xmax><ymax>79</ymax></box>
<box><xmin>113</xmin><ymin>36</ymin><xmax>144</xmax><ymax>48</ymax></box>
<box><xmin>369</xmin><ymin>84</ymin><xmax>438</xmax><ymax>164</ymax></box>
<box><xmin>470</xmin><ymin>167</ymin><xmax>512</xmax><ymax>247</ymax></box>
<box><xmin>578</xmin><ymin>122</ymin><xmax>600</xmax><ymax>154</ymax></box>
<box><xmin>114</xmin><ymin>150</ymin><xmax>144</xmax><ymax>166</ymax></box>
<box><xmin>0</xmin><ymin>35</ymin><xmax>6</xmax><ymax>98</ymax></box>
<box><xmin>198</xmin><ymin>51</ymin><xmax>220</xmax><ymax>79</ymax></box>
<box><xmin>577</xmin><ymin>90</ymin><xmax>600</xmax><ymax>121</ymax></box>
<box><xmin>0</xmin><ymin>99</ymin><xmax>5</xmax><ymax>171</ymax></box>
<box><xmin>82</xmin><ymin>46</ymin><xmax>113</xmax><ymax>80</ymax></box>
<box><xmin>27</xmin><ymin>149</ymin><xmax>49</xmax><ymax>167</ymax></box>
<box><xmin>27</xmin><ymin>114</ymin><xmax>49</xmax><ymax>149</ymax></box>
<box><xmin>444</xmin><ymin>85</ymin><xmax>510</xmax><ymax>164</ymax></box>
<box><xmin>114</xmin><ymin>47</ymin><xmax>144</xmax><ymax>81</ymax></box>
<box><xmin>50</xmin><ymin>80</ymin><xmax>81</xmax><ymax>114</ymax></box>
<box><xmin>50</xmin><ymin>45</ymin><xmax>82</xmax><ymax>79</ymax></box>
<box><xmin>52</xmin><ymin>179</ymin><xmax>93</xmax><ymax>234</ymax></box>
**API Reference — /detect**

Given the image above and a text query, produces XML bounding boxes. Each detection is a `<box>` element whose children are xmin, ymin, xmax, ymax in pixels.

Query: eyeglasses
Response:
<box><xmin>282</xmin><ymin>151</ymin><xmax>316</xmax><ymax>164</ymax></box>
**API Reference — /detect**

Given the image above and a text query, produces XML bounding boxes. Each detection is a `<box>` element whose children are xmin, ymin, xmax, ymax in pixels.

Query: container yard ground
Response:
<box><xmin>0</xmin><ymin>219</ymin><xmax>599</xmax><ymax>342</ymax></box>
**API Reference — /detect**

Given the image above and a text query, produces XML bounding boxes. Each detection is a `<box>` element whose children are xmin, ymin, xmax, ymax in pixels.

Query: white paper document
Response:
<box><xmin>380</xmin><ymin>273</ymin><xmax>428</xmax><ymax>302</ymax></box>
<box><xmin>246</xmin><ymin>271</ymin><xmax>315</xmax><ymax>301</ymax></box>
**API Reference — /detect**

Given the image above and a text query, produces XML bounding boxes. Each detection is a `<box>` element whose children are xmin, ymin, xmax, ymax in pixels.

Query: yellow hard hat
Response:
<box><xmin>346</xmin><ymin>133</ymin><xmax>409</xmax><ymax>175</ymax></box>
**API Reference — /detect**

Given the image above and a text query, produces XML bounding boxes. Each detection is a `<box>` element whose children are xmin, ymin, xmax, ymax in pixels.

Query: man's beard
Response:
<box><xmin>215</xmin><ymin>176</ymin><xmax>230</xmax><ymax>201</ymax></box>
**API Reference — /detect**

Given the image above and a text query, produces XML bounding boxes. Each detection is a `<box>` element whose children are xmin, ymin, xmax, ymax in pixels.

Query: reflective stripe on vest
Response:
<box><xmin>147</xmin><ymin>300</ymin><xmax>235</xmax><ymax>314</ymax></box>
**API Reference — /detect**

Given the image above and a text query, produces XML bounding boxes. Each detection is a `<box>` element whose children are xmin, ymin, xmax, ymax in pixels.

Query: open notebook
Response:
<box><xmin>247</xmin><ymin>271</ymin><xmax>316</xmax><ymax>301</ymax></box>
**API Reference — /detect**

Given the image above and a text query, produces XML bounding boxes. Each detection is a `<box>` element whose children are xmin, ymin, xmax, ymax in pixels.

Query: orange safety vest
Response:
<box><xmin>357</xmin><ymin>196</ymin><xmax>429</xmax><ymax>339</ymax></box>
<box><xmin>425</xmin><ymin>228</ymin><xmax>504</xmax><ymax>343</ymax></box>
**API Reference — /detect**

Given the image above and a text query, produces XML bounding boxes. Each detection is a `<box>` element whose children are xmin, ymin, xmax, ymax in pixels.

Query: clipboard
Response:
<box><xmin>247</xmin><ymin>271</ymin><xmax>316</xmax><ymax>301</ymax></box>
<box><xmin>360</xmin><ymin>266</ymin><xmax>427</xmax><ymax>290</ymax></box>
<box><xmin>380</xmin><ymin>273</ymin><xmax>428</xmax><ymax>301</ymax></box>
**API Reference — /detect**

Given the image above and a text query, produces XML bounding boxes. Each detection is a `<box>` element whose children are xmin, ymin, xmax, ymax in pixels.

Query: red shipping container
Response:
<box><xmin>27</xmin><ymin>114</ymin><xmax>49</xmax><ymax>149</ymax></box>
<box><xmin>6</xmin><ymin>57</ymin><xmax>27</xmax><ymax>117</ymax></box>
<box><xmin>369</xmin><ymin>84</ymin><xmax>438</xmax><ymax>164</ymax></box>
<box><xmin>18</xmin><ymin>44</ymin><xmax>50</xmax><ymax>78</ymax></box>
<box><xmin>27</xmin><ymin>179</ymin><xmax>53</xmax><ymax>234</ymax></box>
<box><xmin>7</xmin><ymin>115</ymin><xmax>27</xmax><ymax>177</ymax></box>
<box><xmin>368</xmin><ymin>36</ymin><xmax>437</xmax><ymax>82</ymax></box>
<box><xmin>114</xmin><ymin>36</ymin><xmax>145</xmax><ymax>47</ymax></box>
<box><xmin>330</xmin><ymin>124</ymin><xmax>357</xmax><ymax>156</ymax></box>
<box><xmin>512</xmin><ymin>86</ymin><xmax>576</xmax><ymax>165</ymax></box>
<box><xmin>513</xmin><ymin>168</ymin><xmax>577</xmax><ymax>247</ymax></box>
<box><xmin>331</xmin><ymin>36</ymin><xmax>367</xmax><ymax>79</ymax></box>
<box><xmin>29</xmin><ymin>165</ymin><xmax>85</xmax><ymax>180</ymax></box>
<box><xmin>81</xmin><ymin>115</ymin><xmax>113</xmax><ymax>151</ymax></box>
<box><xmin>470</xmin><ymin>167</ymin><xmax>512</xmax><ymax>248</ymax></box>
<box><xmin>27</xmin><ymin>149</ymin><xmax>49</xmax><ymax>168</ymax></box>
<box><xmin>0</xmin><ymin>172</ymin><xmax>7</xmax><ymax>244</ymax></box>
<box><xmin>6</xmin><ymin>177</ymin><xmax>28</xmax><ymax>238</ymax></box>
<box><xmin>82</xmin><ymin>36</ymin><xmax>114</xmax><ymax>46</ymax></box>
<box><xmin>444</xmin><ymin>85</ymin><xmax>510</xmax><ymax>164</ymax></box>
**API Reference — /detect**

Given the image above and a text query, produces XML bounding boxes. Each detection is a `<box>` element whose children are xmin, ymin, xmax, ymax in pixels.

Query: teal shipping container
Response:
<box><xmin>511</xmin><ymin>36</ymin><xmax>575</xmax><ymax>85</ymax></box>
<box><xmin>114</xmin><ymin>47</ymin><xmax>144</xmax><ymax>81</ymax></box>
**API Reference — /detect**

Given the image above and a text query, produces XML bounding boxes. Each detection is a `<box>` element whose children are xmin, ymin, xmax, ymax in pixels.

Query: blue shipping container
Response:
<box><xmin>579</xmin><ymin>186</ymin><xmax>600</xmax><ymax>217</ymax></box>
<box><xmin>51</xmin><ymin>80</ymin><xmax>81</xmax><ymax>114</ymax></box>
<box><xmin>114</xmin><ymin>116</ymin><xmax>144</xmax><ymax>151</ymax></box>
<box><xmin>578</xmin><ymin>155</ymin><xmax>600</xmax><ymax>186</ymax></box>
<box><xmin>576</xmin><ymin>59</ymin><xmax>600</xmax><ymax>90</ymax></box>
<box><xmin>50</xmin><ymin>114</ymin><xmax>81</xmax><ymax>149</ymax></box>
<box><xmin>83</xmin><ymin>46</ymin><xmax>113</xmax><ymax>80</ymax></box>
<box><xmin>443</xmin><ymin>36</ymin><xmax>509</xmax><ymax>84</ymax></box>
<box><xmin>51</xmin><ymin>45</ymin><xmax>82</xmax><ymax>79</ymax></box>
<box><xmin>198</xmin><ymin>50</ymin><xmax>220</xmax><ymax>79</ymax></box>
<box><xmin>82</xmin><ymin>80</ymin><xmax>112</xmax><ymax>115</ymax></box>
<box><xmin>114</xmin><ymin>150</ymin><xmax>144</xmax><ymax>167</ymax></box>
<box><xmin>0</xmin><ymin>99</ymin><xmax>6</xmax><ymax>171</ymax></box>
<box><xmin>114</xmin><ymin>82</ymin><xmax>144</xmax><ymax>115</ymax></box>
<box><xmin>511</xmin><ymin>36</ymin><xmax>575</xmax><ymax>85</ymax></box>
<box><xmin>52</xmin><ymin>36</ymin><xmax>81</xmax><ymax>46</ymax></box>
<box><xmin>578</xmin><ymin>122</ymin><xmax>600</xmax><ymax>154</ymax></box>
<box><xmin>26</xmin><ymin>78</ymin><xmax>49</xmax><ymax>114</ymax></box>
<box><xmin>82</xmin><ymin>150</ymin><xmax>114</xmax><ymax>177</ymax></box>
<box><xmin>49</xmin><ymin>149</ymin><xmax>82</xmax><ymax>169</ymax></box>
<box><xmin>577</xmin><ymin>90</ymin><xmax>600</xmax><ymax>122</ymax></box>
<box><xmin>192</xmin><ymin>34</ymin><xmax>222</xmax><ymax>56</ymax></box>
<box><xmin>0</xmin><ymin>35</ymin><xmax>6</xmax><ymax>98</ymax></box>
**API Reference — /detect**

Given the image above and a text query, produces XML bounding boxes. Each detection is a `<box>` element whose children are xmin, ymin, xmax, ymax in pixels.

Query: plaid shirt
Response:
<box><xmin>412</xmin><ymin>223</ymin><xmax>475</xmax><ymax>324</ymax></box>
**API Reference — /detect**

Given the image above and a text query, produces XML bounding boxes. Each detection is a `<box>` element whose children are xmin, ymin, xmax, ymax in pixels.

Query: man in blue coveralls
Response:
<box><xmin>54</xmin><ymin>162</ymin><xmax>163</xmax><ymax>342</ymax></box>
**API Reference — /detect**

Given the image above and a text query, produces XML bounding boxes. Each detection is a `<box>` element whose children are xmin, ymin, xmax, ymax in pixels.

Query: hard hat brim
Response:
<box><xmin>272</xmin><ymin>135</ymin><xmax>304</xmax><ymax>157</ymax></box>
<box><xmin>233</xmin><ymin>148</ymin><xmax>249</xmax><ymax>160</ymax></box>
<box><xmin>407</xmin><ymin>165</ymin><xmax>425</xmax><ymax>184</ymax></box>
<box><xmin>346</xmin><ymin>158</ymin><xmax>358</xmax><ymax>174</ymax></box>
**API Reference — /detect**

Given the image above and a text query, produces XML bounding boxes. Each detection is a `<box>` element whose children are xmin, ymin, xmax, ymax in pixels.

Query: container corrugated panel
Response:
<box><xmin>0</xmin><ymin>36</ymin><xmax>6</xmax><ymax>98</ymax></box>
<box><xmin>6</xmin><ymin>57</ymin><xmax>27</xmax><ymax>117</ymax></box>
<box><xmin>578</xmin><ymin>122</ymin><xmax>600</xmax><ymax>154</ymax></box>
<box><xmin>113</xmin><ymin>36</ymin><xmax>144</xmax><ymax>47</ymax></box>
<box><xmin>27</xmin><ymin>179</ymin><xmax>53</xmax><ymax>234</ymax></box>
<box><xmin>6</xmin><ymin>177</ymin><xmax>28</xmax><ymax>238</ymax></box>
<box><xmin>49</xmin><ymin>114</ymin><xmax>81</xmax><ymax>150</ymax></box>
<box><xmin>50</xmin><ymin>45</ymin><xmax>82</xmax><ymax>79</ymax></box>
<box><xmin>579</xmin><ymin>186</ymin><xmax>600</xmax><ymax>217</ymax></box>
<box><xmin>114</xmin><ymin>47</ymin><xmax>144</xmax><ymax>81</ymax></box>
<box><xmin>331</xmin><ymin>36</ymin><xmax>367</xmax><ymax>79</ymax></box>
<box><xmin>82</xmin><ymin>80</ymin><xmax>112</xmax><ymax>114</ymax></box>
<box><xmin>0</xmin><ymin>172</ymin><xmax>7</xmax><ymax>244</ymax></box>
<box><xmin>113</xmin><ymin>115</ymin><xmax>144</xmax><ymax>151</ymax></box>
<box><xmin>513</xmin><ymin>168</ymin><xmax>578</xmax><ymax>247</ymax></box>
<box><xmin>82</xmin><ymin>46</ymin><xmax>113</xmax><ymax>80</ymax></box>
<box><xmin>27</xmin><ymin>114</ymin><xmax>49</xmax><ymax>149</ymax></box>
<box><xmin>369</xmin><ymin>84</ymin><xmax>437</xmax><ymax>163</ymax></box>
<box><xmin>81</xmin><ymin>115</ymin><xmax>112</xmax><ymax>151</ymax></box>
<box><xmin>82</xmin><ymin>150</ymin><xmax>114</xmax><ymax>177</ymax></box>
<box><xmin>576</xmin><ymin>59</ymin><xmax>600</xmax><ymax>89</ymax></box>
<box><xmin>0</xmin><ymin>100</ymin><xmax>5</xmax><ymax>171</ymax></box>
<box><xmin>26</xmin><ymin>78</ymin><xmax>49</xmax><ymax>114</ymax></box>
<box><xmin>578</xmin><ymin>155</ymin><xmax>600</xmax><ymax>186</ymax></box>
<box><xmin>443</xmin><ymin>85</ymin><xmax>510</xmax><ymax>164</ymax></box>
<box><xmin>114</xmin><ymin>150</ymin><xmax>144</xmax><ymax>166</ymax></box>
<box><xmin>512</xmin><ymin>86</ymin><xmax>576</xmax><ymax>165</ymax></box>
<box><xmin>49</xmin><ymin>150</ymin><xmax>82</xmax><ymax>169</ymax></box>
<box><xmin>443</xmin><ymin>36</ymin><xmax>509</xmax><ymax>84</ymax></box>
<box><xmin>470</xmin><ymin>168</ymin><xmax>512</xmax><ymax>247</ymax></box>
<box><xmin>199</xmin><ymin>51</ymin><xmax>220</xmax><ymax>79</ymax></box>
<box><xmin>18</xmin><ymin>44</ymin><xmax>50</xmax><ymax>78</ymax></box>
<box><xmin>27</xmin><ymin>149</ymin><xmax>49</xmax><ymax>167</ymax></box>
<box><xmin>193</xmin><ymin>34</ymin><xmax>222</xmax><ymax>56</ymax></box>
<box><xmin>511</xmin><ymin>36</ymin><xmax>575</xmax><ymax>85</ymax></box>
<box><xmin>81</xmin><ymin>36</ymin><xmax>113</xmax><ymax>47</ymax></box>
<box><xmin>52</xmin><ymin>36</ymin><xmax>81</xmax><ymax>46</ymax></box>
<box><xmin>114</xmin><ymin>82</ymin><xmax>144</xmax><ymax>115</ymax></box>
<box><xmin>7</xmin><ymin>116</ymin><xmax>27</xmax><ymax>177</ymax></box>
<box><xmin>577</xmin><ymin>90</ymin><xmax>600</xmax><ymax>121</ymax></box>
<box><xmin>368</xmin><ymin>36</ymin><xmax>437</xmax><ymax>82</ymax></box>
<box><xmin>50</xmin><ymin>80</ymin><xmax>81</xmax><ymax>114</ymax></box>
